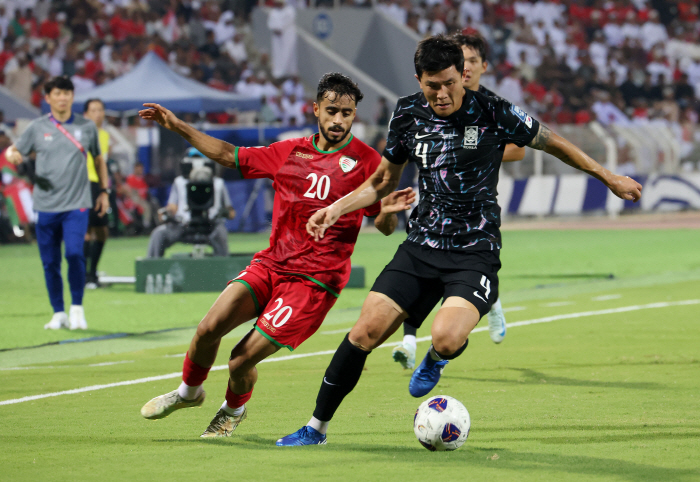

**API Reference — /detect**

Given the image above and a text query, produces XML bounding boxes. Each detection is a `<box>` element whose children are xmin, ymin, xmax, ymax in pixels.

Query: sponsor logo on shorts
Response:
<box><xmin>296</xmin><ymin>151</ymin><xmax>314</xmax><ymax>159</ymax></box>
<box><xmin>260</xmin><ymin>318</ymin><xmax>277</xmax><ymax>333</ymax></box>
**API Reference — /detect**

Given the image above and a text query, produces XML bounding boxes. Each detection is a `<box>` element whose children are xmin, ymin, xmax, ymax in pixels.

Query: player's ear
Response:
<box><xmin>313</xmin><ymin>102</ymin><xmax>320</xmax><ymax>118</ymax></box>
<box><xmin>482</xmin><ymin>61</ymin><xmax>488</xmax><ymax>73</ymax></box>
<box><xmin>414</xmin><ymin>73</ymin><xmax>420</xmax><ymax>84</ymax></box>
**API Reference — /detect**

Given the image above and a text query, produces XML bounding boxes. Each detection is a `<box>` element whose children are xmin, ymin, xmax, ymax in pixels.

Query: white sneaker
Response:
<box><xmin>44</xmin><ymin>311</ymin><xmax>68</xmax><ymax>330</ymax></box>
<box><xmin>69</xmin><ymin>305</ymin><xmax>88</xmax><ymax>330</ymax></box>
<box><xmin>487</xmin><ymin>298</ymin><xmax>506</xmax><ymax>344</ymax></box>
<box><xmin>392</xmin><ymin>343</ymin><xmax>416</xmax><ymax>370</ymax></box>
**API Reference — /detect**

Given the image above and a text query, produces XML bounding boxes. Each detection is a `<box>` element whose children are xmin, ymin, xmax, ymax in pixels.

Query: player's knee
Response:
<box><xmin>64</xmin><ymin>248</ymin><xmax>83</xmax><ymax>264</ymax></box>
<box><xmin>348</xmin><ymin>326</ymin><xmax>380</xmax><ymax>350</ymax></box>
<box><xmin>432</xmin><ymin>335</ymin><xmax>466</xmax><ymax>358</ymax></box>
<box><xmin>194</xmin><ymin>319</ymin><xmax>222</xmax><ymax>345</ymax></box>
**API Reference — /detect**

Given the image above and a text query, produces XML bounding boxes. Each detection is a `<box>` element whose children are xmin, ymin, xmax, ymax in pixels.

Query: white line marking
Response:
<box><xmin>88</xmin><ymin>361</ymin><xmax>134</xmax><ymax>367</ymax></box>
<box><xmin>164</xmin><ymin>353</ymin><xmax>187</xmax><ymax>358</ymax></box>
<box><xmin>542</xmin><ymin>301</ymin><xmax>575</xmax><ymax>307</ymax></box>
<box><xmin>0</xmin><ymin>360</ymin><xmax>135</xmax><ymax>371</ymax></box>
<box><xmin>592</xmin><ymin>294</ymin><xmax>622</xmax><ymax>301</ymax></box>
<box><xmin>503</xmin><ymin>306</ymin><xmax>526</xmax><ymax>313</ymax></box>
<box><xmin>320</xmin><ymin>328</ymin><xmax>352</xmax><ymax>335</ymax></box>
<box><xmin>2</xmin><ymin>299</ymin><xmax>698</xmax><ymax>406</ymax></box>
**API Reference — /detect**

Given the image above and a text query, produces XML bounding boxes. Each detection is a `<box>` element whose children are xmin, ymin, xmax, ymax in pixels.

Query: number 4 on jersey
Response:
<box><xmin>415</xmin><ymin>142</ymin><xmax>429</xmax><ymax>168</ymax></box>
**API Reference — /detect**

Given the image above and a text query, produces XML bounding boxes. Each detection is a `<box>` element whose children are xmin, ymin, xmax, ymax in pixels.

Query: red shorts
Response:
<box><xmin>230</xmin><ymin>262</ymin><xmax>338</xmax><ymax>351</ymax></box>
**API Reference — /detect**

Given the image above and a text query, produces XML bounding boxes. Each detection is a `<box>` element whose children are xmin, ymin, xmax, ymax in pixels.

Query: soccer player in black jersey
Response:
<box><xmin>276</xmin><ymin>35</ymin><xmax>642</xmax><ymax>446</ymax></box>
<box><xmin>391</xmin><ymin>33</ymin><xmax>523</xmax><ymax>370</ymax></box>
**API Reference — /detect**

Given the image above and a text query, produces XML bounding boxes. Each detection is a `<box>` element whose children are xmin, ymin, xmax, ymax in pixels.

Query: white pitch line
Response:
<box><xmin>542</xmin><ymin>301</ymin><xmax>575</xmax><ymax>307</ymax></box>
<box><xmin>503</xmin><ymin>306</ymin><xmax>527</xmax><ymax>313</ymax></box>
<box><xmin>1</xmin><ymin>299</ymin><xmax>698</xmax><ymax>407</ymax></box>
<box><xmin>592</xmin><ymin>294</ymin><xmax>622</xmax><ymax>301</ymax></box>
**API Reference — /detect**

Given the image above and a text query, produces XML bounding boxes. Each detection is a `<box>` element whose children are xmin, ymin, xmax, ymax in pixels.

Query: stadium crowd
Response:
<box><xmin>1</xmin><ymin>0</ymin><xmax>699</xmax><ymax>132</ymax></box>
<box><xmin>378</xmin><ymin>0</ymin><xmax>700</xmax><ymax>132</ymax></box>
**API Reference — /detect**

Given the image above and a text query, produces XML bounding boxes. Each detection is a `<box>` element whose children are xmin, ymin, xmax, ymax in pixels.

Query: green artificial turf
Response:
<box><xmin>1</xmin><ymin>229</ymin><xmax>699</xmax><ymax>481</ymax></box>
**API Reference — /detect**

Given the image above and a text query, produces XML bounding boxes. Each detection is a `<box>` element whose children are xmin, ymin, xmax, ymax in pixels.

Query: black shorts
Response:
<box><xmin>371</xmin><ymin>240</ymin><xmax>501</xmax><ymax>328</ymax></box>
<box><xmin>89</xmin><ymin>182</ymin><xmax>108</xmax><ymax>228</ymax></box>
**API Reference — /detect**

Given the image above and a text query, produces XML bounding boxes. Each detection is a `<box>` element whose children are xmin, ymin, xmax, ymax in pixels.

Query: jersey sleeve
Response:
<box><xmin>234</xmin><ymin>139</ymin><xmax>296</xmax><ymax>179</ymax></box>
<box><xmin>361</xmin><ymin>145</ymin><xmax>382</xmax><ymax>217</ymax></box>
<box><xmin>494</xmin><ymin>99</ymin><xmax>541</xmax><ymax>147</ymax></box>
<box><xmin>167</xmin><ymin>181</ymin><xmax>179</xmax><ymax>205</ymax></box>
<box><xmin>14</xmin><ymin>121</ymin><xmax>35</xmax><ymax>157</ymax></box>
<box><xmin>382</xmin><ymin>101</ymin><xmax>412</xmax><ymax>165</ymax></box>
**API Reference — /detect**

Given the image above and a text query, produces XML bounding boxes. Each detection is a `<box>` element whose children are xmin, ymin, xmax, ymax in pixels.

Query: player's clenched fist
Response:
<box><xmin>139</xmin><ymin>103</ymin><xmax>180</xmax><ymax>131</ymax></box>
<box><xmin>608</xmin><ymin>175</ymin><xmax>642</xmax><ymax>202</ymax></box>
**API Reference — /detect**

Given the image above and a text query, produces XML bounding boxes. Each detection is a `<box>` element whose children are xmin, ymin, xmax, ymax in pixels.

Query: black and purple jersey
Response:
<box><xmin>383</xmin><ymin>88</ymin><xmax>540</xmax><ymax>251</ymax></box>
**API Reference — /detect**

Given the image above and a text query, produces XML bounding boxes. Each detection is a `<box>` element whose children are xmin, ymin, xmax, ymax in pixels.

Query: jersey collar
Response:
<box><xmin>312</xmin><ymin>133</ymin><xmax>353</xmax><ymax>154</ymax></box>
<box><xmin>49</xmin><ymin>112</ymin><xmax>75</xmax><ymax>124</ymax></box>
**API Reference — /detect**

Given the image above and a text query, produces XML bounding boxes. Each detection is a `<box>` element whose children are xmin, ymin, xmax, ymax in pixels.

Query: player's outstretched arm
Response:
<box><xmin>527</xmin><ymin>125</ymin><xmax>642</xmax><ymax>201</ymax></box>
<box><xmin>138</xmin><ymin>103</ymin><xmax>236</xmax><ymax>168</ymax></box>
<box><xmin>307</xmin><ymin>157</ymin><xmax>405</xmax><ymax>241</ymax></box>
<box><xmin>374</xmin><ymin>187</ymin><xmax>416</xmax><ymax>236</ymax></box>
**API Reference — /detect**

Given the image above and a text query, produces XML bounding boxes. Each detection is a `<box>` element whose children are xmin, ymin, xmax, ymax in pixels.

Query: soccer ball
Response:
<box><xmin>413</xmin><ymin>395</ymin><xmax>470</xmax><ymax>451</ymax></box>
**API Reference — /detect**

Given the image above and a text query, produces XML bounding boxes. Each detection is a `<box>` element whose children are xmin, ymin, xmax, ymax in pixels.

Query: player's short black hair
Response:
<box><xmin>414</xmin><ymin>35</ymin><xmax>465</xmax><ymax>79</ymax></box>
<box><xmin>44</xmin><ymin>75</ymin><xmax>74</xmax><ymax>94</ymax></box>
<box><xmin>316</xmin><ymin>72</ymin><xmax>364</xmax><ymax>105</ymax></box>
<box><xmin>453</xmin><ymin>32</ymin><xmax>489</xmax><ymax>63</ymax></box>
<box><xmin>83</xmin><ymin>98</ymin><xmax>104</xmax><ymax>112</ymax></box>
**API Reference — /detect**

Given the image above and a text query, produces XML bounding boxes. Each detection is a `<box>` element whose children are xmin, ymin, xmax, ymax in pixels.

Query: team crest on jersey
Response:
<box><xmin>339</xmin><ymin>155</ymin><xmax>357</xmax><ymax>173</ymax></box>
<box><xmin>510</xmin><ymin>105</ymin><xmax>533</xmax><ymax>128</ymax></box>
<box><xmin>463</xmin><ymin>126</ymin><xmax>478</xmax><ymax>149</ymax></box>
<box><xmin>44</xmin><ymin>133</ymin><xmax>53</xmax><ymax>141</ymax></box>
<box><xmin>74</xmin><ymin>129</ymin><xmax>82</xmax><ymax>141</ymax></box>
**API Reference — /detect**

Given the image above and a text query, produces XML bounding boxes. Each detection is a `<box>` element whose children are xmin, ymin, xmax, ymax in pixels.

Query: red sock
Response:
<box><xmin>182</xmin><ymin>352</ymin><xmax>210</xmax><ymax>386</ymax></box>
<box><xmin>225</xmin><ymin>385</ymin><xmax>253</xmax><ymax>409</ymax></box>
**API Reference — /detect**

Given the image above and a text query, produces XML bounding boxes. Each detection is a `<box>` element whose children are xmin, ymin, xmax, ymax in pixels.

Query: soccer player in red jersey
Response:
<box><xmin>137</xmin><ymin>73</ymin><xmax>416</xmax><ymax>437</ymax></box>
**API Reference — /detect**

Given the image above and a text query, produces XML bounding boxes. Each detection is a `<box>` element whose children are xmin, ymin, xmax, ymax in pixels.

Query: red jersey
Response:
<box><xmin>235</xmin><ymin>133</ymin><xmax>381</xmax><ymax>295</ymax></box>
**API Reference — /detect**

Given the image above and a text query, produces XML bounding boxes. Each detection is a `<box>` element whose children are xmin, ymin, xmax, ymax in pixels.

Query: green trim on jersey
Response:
<box><xmin>312</xmin><ymin>133</ymin><xmax>354</xmax><ymax>154</ymax></box>
<box><xmin>230</xmin><ymin>279</ymin><xmax>260</xmax><ymax>314</ymax></box>
<box><xmin>254</xmin><ymin>324</ymin><xmax>294</xmax><ymax>351</ymax></box>
<box><xmin>234</xmin><ymin>146</ymin><xmax>244</xmax><ymax>178</ymax></box>
<box><xmin>287</xmin><ymin>273</ymin><xmax>340</xmax><ymax>298</ymax></box>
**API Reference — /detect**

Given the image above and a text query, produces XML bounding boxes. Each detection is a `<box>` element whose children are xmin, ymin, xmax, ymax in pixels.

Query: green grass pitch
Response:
<box><xmin>1</xmin><ymin>228</ymin><xmax>699</xmax><ymax>481</ymax></box>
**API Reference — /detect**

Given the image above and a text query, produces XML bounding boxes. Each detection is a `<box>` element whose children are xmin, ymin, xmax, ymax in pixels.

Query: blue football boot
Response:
<box><xmin>409</xmin><ymin>349</ymin><xmax>449</xmax><ymax>397</ymax></box>
<box><xmin>276</xmin><ymin>426</ymin><xmax>327</xmax><ymax>446</ymax></box>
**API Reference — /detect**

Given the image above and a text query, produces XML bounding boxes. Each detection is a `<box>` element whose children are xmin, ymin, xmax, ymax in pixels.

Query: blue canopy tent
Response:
<box><xmin>0</xmin><ymin>85</ymin><xmax>40</xmax><ymax>122</ymax></box>
<box><xmin>69</xmin><ymin>52</ymin><xmax>261</xmax><ymax>113</ymax></box>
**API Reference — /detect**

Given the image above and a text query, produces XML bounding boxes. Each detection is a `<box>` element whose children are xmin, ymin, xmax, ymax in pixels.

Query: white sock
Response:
<box><xmin>429</xmin><ymin>345</ymin><xmax>443</xmax><ymax>362</ymax></box>
<box><xmin>220</xmin><ymin>400</ymin><xmax>246</xmax><ymax>417</ymax></box>
<box><xmin>403</xmin><ymin>335</ymin><xmax>417</xmax><ymax>350</ymax></box>
<box><xmin>307</xmin><ymin>416</ymin><xmax>329</xmax><ymax>435</ymax></box>
<box><xmin>178</xmin><ymin>381</ymin><xmax>202</xmax><ymax>400</ymax></box>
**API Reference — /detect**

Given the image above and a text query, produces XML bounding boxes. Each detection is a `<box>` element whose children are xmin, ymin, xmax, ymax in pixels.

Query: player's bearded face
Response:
<box><xmin>416</xmin><ymin>65</ymin><xmax>466</xmax><ymax>117</ymax></box>
<box><xmin>314</xmin><ymin>93</ymin><xmax>356</xmax><ymax>146</ymax></box>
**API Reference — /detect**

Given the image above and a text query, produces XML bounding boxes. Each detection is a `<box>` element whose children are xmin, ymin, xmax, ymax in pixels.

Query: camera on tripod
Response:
<box><xmin>182</xmin><ymin>149</ymin><xmax>216</xmax><ymax>241</ymax></box>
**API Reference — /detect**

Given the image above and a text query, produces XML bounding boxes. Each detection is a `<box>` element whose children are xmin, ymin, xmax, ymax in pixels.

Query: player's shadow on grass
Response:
<box><xmin>327</xmin><ymin>444</ymin><xmax>698</xmax><ymax>482</ymax></box>
<box><xmin>443</xmin><ymin>367</ymin><xmax>664</xmax><ymax>390</ymax></box>
<box><xmin>479</xmin><ymin>422</ymin><xmax>700</xmax><ymax>434</ymax></box>
<box><xmin>486</xmin><ymin>429</ymin><xmax>700</xmax><ymax>445</ymax></box>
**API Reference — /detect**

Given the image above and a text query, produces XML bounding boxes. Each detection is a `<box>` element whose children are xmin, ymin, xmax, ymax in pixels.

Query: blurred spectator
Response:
<box><xmin>268</xmin><ymin>0</ymin><xmax>297</xmax><ymax>79</ymax></box>
<box><xmin>280</xmin><ymin>94</ymin><xmax>306</xmax><ymax>126</ymax></box>
<box><xmin>4</xmin><ymin>52</ymin><xmax>31</xmax><ymax>104</ymax></box>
